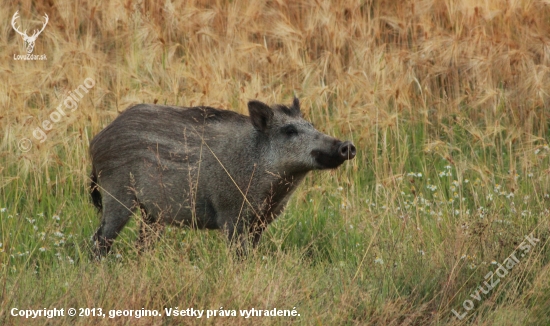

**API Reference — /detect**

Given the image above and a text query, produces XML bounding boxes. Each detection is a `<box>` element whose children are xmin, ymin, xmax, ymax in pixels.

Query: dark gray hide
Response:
<box><xmin>90</xmin><ymin>98</ymin><xmax>356</xmax><ymax>257</ymax></box>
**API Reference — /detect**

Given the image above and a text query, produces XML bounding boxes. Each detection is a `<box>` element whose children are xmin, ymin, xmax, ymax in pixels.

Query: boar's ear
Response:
<box><xmin>248</xmin><ymin>100</ymin><xmax>274</xmax><ymax>132</ymax></box>
<box><xmin>291</xmin><ymin>97</ymin><xmax>301</xmax><ymax>116</ymax></box>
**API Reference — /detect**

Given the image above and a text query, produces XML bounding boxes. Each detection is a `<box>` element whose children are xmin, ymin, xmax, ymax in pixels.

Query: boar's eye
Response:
<box><xmin>282</xmin><ymin>125</ymin><xmax>298</xmax><ymax>137</ymax></box>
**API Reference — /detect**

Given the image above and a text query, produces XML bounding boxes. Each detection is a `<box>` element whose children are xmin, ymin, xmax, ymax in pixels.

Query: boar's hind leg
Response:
<box><xmin>92</xmin><ymin>194</ymin><xmax>134</xmax><ymax>258</ymax></box>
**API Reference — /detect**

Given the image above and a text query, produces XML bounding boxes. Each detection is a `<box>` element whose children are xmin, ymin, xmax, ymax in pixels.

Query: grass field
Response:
<box><xmin>1</xmin><ymin>0</ymin><xmax>550</xmax><ymax>324</ymax></box>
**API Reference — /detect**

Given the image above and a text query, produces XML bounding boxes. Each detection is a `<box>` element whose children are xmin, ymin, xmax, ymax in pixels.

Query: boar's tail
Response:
<box><xmin>90</xmin><ymin>167</ymin><xmax>102</xmax><ymax>212</ymax></box>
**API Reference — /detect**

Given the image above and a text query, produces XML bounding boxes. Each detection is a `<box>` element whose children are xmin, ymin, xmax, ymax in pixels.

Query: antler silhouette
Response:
<box><xmin>11</xmin><ymin>11</ymin><xmax>49</xmax><ymax>54</ymax></box>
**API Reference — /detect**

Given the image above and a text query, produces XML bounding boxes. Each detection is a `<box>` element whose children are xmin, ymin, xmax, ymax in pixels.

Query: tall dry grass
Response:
<box><xmin>1</xmin><ymin>0</ymin><xmax>550</xmax><ymax>325</ymax></box>
<box><xmin>2</xmin><ymin>0</ymin><xmax>549</xmax><ymax>183</ymax></box>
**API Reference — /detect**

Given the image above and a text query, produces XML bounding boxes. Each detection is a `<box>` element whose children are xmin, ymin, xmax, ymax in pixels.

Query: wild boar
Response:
<box><xmin>89</xmin><ymin>98</ymin><xmax>355</xmax><ymax>257</ymax></box>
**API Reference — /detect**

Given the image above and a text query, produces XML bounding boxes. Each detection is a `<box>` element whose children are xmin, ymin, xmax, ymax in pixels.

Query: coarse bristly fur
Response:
<box><xmin>90</xmin><ymin>98</ymin><xmax>356</xmax><ymax>257</ymax></box>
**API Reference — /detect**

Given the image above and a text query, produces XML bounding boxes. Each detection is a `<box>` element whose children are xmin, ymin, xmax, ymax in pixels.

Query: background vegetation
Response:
<box><xmin>1</xmin><ymin>0</ymin><xmax>550</xmax><ymax>324</ymax></box>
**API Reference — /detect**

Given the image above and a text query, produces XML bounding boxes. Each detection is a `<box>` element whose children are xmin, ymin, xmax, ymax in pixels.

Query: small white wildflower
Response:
<box><xmin>115</xmin><ymin>254</ymin><xmax>122</xmax><ymax>259</ymax></box>
<box><xmin>37</xmin><ymin>213</ymin><xmax>44</xmax><ymax>217</ymax></box>
<box><xmin>374</xmin><ymin>257</ymin><xmax>384</xmax><ymax>265</ymax></box>
<box><xmin>528</xmin><ymin>173</ymin><xmax>533</xmax><ymax>178</ymax></box>
<box><xmin>418</xmin><ymin>250</ymin><xmax>425</xmax><ymax>256</ymax></box>
<box><xmin>490</xmin><ymin>260</ymin><xmax>497</xmax><ymax>265</ymax></box>
<box><xmin>337</xmin><ymin>186</ymin><xmax>343</xmax><ymax>191</ymax></box>
<box><xmin>417</xmin><ymin>173</ymin><xmax>422</xmax><ymax>177</ymax></box>
<box><xmin>52</xmin><ymin>215</ymin><xmax>60</xmax><ymax>221</ymax></box>
<box><xmin>54</xmin><ymin>231</ymin><xmax>64</xmax><ymax>238</ymax></box>
<box><xmin>39</xmin><ymin>247</ymin><xmax>46</xmax><ymax>252</ymax></box>
<box><xmin>535</xmin><ymin>148</ymin><xmax>541</xmax><ymax>155</ymax></box>
<box><xmin>454</xmin><ymin>210</ymin><xmax>460</xmax><ymax>216</ymax></box>
<box><xmin>0</xmin><ymin>208</ymin><xmax>6</xmax><ymax>213</ymax></box>
<box><xmin>464</xmin><ymin>179</ymin><xmax>469</xmax><ymax>183</ymax></box>
<box><xmin>486</xmin><ymin>194</ymin><xmax>493</xmax><ymax>201</ymax></box>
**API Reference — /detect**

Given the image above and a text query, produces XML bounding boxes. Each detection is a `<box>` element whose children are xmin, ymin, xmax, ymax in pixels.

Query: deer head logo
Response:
<box><xmin>11</xmin><ymin>11</ymin><xmax>49</xmax><ymax>54</ymax></box>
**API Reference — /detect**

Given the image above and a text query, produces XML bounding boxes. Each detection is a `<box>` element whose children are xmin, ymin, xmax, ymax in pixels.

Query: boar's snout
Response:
<box><xmin>311</xmin><ymin>139</ymin><xmax>357</xmax><ymax>169</ymax></box>
<box><xmin>339</xmin><ymin>141</ymin><xmax>356</xmax><ymax>160</ymax></box>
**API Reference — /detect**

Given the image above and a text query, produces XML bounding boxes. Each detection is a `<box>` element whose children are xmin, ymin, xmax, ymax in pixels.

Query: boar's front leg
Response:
<box><xmin>221</xmin><ymin>216</ymin><xmax>250</xmax><ymax>257</ymax></box>
<box><xmin>136</xmin><ymin>205</ymin><xmax>164</xmax><ymax>253</ymax></box>
<box><xmin>250</xmin><ymin>222</ymin><xmax>267</xmax><ymax>249</ymax></box>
